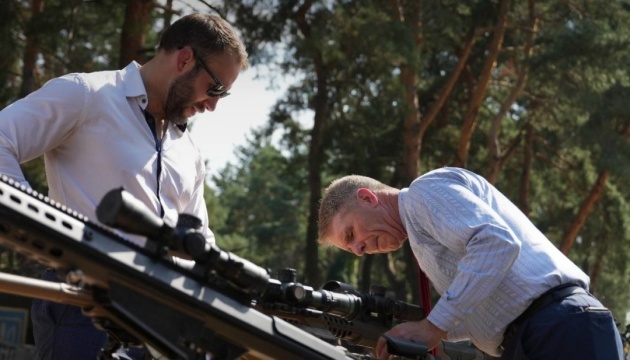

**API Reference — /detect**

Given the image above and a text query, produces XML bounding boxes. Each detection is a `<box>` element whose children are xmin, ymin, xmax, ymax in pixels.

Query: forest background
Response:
<box><xmin>1</xmin><ymin>0</ymin><xmax>629</xmax><ymax>332</ymax></box>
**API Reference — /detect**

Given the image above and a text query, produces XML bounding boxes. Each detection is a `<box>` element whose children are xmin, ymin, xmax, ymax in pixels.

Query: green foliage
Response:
<box><xmin>210</xmin><ymin>129</ymin><xmax>311</xmax><ymax>274</ymax></box>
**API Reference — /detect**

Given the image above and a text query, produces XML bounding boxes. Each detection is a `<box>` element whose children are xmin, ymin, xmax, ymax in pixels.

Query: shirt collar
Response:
<box><xmin>122</xmin><ymin>61</ymin><xmax>188</xmax><ymax>132</ymax></box>
<box><xmin>121</xmin><ymin>61</ymin><xmax>148</xmax><ymax>109</ymax></box>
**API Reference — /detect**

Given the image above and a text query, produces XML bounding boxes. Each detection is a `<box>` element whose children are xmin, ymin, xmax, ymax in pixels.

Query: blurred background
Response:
<box><xmin>0</xmin><ymin>0</ymin><xmax>629</xmax><ymax>356</ymax></box>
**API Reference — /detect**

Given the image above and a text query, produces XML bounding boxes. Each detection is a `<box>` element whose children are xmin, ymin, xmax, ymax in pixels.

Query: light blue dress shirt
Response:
<box><xmin>399</xmin><ymin>167</ymin><xmax>588</xmax><ymax>356</ymax></box>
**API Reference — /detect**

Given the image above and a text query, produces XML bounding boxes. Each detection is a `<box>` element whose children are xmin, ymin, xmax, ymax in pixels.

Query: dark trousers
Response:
<box><xmin>500</xmin><ymin>288</ymin><xmax>624</xmax><ymax>360</ymax></box>
<box><xmin>31</xmin><ymin>269</ymin><xmax>146</xmax><ymax>360</ymax></box>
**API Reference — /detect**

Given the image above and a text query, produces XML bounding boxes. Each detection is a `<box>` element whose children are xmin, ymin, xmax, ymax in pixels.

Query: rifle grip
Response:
<box><xmin>382</xmin><ymin>334</ymin><xmax>429</xmax><ymax>359</ymax></box>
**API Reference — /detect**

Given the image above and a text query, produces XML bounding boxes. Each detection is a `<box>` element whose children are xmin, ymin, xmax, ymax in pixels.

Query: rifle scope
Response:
<box><xmin>264</xmin><ymin>268</ymin><xmax>424</xmax><ymax>322</ymax></box>
<box><xmin>96</xmin><ymin>187</ymin><xmax>269</xmax><ymax>294</ymax></box>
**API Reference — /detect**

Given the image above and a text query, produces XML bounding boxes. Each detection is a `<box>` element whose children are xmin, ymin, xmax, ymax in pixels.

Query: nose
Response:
<box><xmin>204</xmin><ymin>97</ymin><xmax>219</xmax><ymax>112</ymax></box>
<box><xmin>348</xmin><ymin>241</ymin><xmax>365</xmax><ymax>256</ymax></box>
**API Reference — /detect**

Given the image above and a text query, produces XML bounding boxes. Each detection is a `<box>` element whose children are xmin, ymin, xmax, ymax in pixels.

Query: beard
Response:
<box><xmin>163</xmin><ymin>67</ymin><xmax>200</xmax><ymax>126</ymax></box>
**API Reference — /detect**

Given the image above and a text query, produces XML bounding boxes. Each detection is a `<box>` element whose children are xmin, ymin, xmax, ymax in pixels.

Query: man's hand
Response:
<box><xmin>375</xmin><ymin>319</ymin><xmax>446</xmax><ymax>359</ymax></box>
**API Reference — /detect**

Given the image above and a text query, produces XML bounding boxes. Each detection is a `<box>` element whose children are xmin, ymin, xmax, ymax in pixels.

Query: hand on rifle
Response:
<box><xmin>375</xmin><ymin>319</ymin><xmax>446</xmax><ymax>359</ymax></box>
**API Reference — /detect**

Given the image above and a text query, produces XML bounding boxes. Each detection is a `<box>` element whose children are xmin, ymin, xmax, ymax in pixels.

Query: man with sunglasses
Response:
<box><xmin>0</xmin><ymin>13</ymin><xmax>248</xmax><ymax>360</ymax></box>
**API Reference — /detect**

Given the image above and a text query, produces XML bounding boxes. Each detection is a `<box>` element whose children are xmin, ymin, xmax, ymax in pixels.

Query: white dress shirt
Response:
<box><xmin>0</xmin><ymin>61</ymin><xmax>214</xmax><ymax>247</ymax></box>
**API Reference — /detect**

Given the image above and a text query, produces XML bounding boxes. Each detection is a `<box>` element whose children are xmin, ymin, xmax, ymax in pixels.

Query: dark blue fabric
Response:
<box><xmin>500</xmin><ymin>291</ymin><xmax>624</xmax><ymax>360</ymax></box>
<box><xmin>31</xmin><ymin>269</ymin><xmax>146</xmax><ymax>360</ymax></box>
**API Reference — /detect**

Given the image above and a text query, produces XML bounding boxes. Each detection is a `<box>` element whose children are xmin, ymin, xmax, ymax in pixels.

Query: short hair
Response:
<box><xmin>317</xmin><ymin>175</ymin><xmax>390</xmax><ymax>246</ymax></box>
<box><xmin>158</xmin><ymin>13</ymin><xmax>249</xmax><ymax>70</ymax></box>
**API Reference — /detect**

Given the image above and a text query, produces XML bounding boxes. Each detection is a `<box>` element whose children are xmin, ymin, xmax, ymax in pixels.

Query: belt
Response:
<box><xmin>504</xmin><ymin>283</ymin><xmax>587</xmax><ymax>341</ymax></box>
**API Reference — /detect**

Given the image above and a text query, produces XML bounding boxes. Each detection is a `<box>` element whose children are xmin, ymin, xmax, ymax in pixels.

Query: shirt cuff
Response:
<box><xmin>426</xmin><ymin>296</ymin><xmax>465</xmax><ymax>333</ymax></box>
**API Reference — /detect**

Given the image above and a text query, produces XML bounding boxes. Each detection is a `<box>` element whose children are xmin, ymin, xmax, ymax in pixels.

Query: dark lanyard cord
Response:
<box><xmin>142</xmin><ymin>109</ymin><xmax>164</xmax><ymax>218</ymax></box>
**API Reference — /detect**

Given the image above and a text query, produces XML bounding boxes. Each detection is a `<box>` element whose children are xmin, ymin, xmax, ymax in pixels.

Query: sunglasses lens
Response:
<box><xmin>207</xmin><ymin>87</ymin><xmax>230</xmax><ymax>98</ymax></box>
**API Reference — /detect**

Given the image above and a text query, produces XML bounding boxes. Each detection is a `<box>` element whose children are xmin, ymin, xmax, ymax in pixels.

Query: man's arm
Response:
<box><xmin>406</xmin><ymin>172</ymin><xmax>521</xmax><ymax>335</ymax></box>
<box><xmin>0</xmin><ymin>75</ymin><xmax>86</xmax><ymax>185</ymax></box>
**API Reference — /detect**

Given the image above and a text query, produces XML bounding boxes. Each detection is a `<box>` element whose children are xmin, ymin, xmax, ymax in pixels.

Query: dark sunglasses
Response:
<box><xmin>191</xmin><ymin>48</ymin><xmax>230</xmax><ymax>98</ymax></box>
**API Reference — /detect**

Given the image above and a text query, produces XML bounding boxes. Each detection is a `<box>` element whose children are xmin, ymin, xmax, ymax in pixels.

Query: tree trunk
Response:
<box><xmin>559</xmin><ymin>170</ymin><xmax>609</xmax><ymax>254</ymax></box>
<box><xmin>589</xmin><ymin>257</ymin><xmax>601</xmax><ymax>295</ymax></box>
<box><xmin>420</xmin><ymin>30</ymin><xmax>478</xmax><ymax>166</ymax></box>
<box><xmin>0</xmin><ymin>0</ymin><xmax>18</xmax><ymax>104</ymax></box>
<box><xmin>119</xmin><ymin>0</ymin><xmax>153</xmax><ymax>68</ymax></box>
<box><xmin>387</xmin><ymin>0</ymin><xmax>424</xmax><ymax>306</ymax></box>
<box><xmin>487</xmin><ymin>0</ymin><xmax>538</xmax><ymax>183</ymax></box>
<box><xmin>156</xmin><ymin>0</ymin><xmax>176</xmax><ymax>40</ymax></box>
<box><xmin>454</xmin><ymin>0</ymin><xmax>510</xmax><ymax>168</ymax></box>
<box><xmin>19</xmin><ymin>0</ymin><xmax>45</xmax><ymax>99</ymax></box>
<box><xmin>400</xmin><ymin>63</ymin><xmax>421</xmax><ymax>183</ymax></box>
<box><xmin>296</xmin><ymin>2</ymin><xmax>327</xmax><ymax>287</ymax></box>
<box><xmin>304</xmin><ymin>92</ymin><xmax>326</xmax><ymax>286</ymax></box>
<box><xmin>518</xmin><ymin>123</ymin><xmax>534</xmax><ymax>216</ymax></box>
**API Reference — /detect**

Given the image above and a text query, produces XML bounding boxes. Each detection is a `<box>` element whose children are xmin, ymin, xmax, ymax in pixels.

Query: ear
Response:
<box><xmin>356</xmin><ymin>188</ymin><xmax>378</xmax><ymax>208</ymax></box>
<box><xmin>176</xmin><ymin>47</ymin><xmax>195</xmax><ymax>72</ymax></box>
